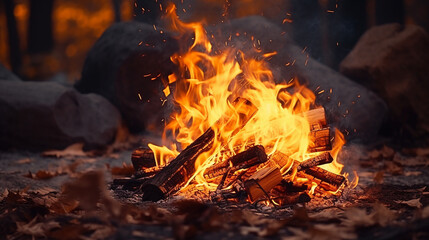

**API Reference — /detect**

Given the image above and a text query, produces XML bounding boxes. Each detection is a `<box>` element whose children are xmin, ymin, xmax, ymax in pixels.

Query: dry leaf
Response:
<box><xmin>111</xmin><ymin>162</ymin><xmax>135</xmax><ymax>176</ymax></box>
<box><xmin>16</xmin><ymin>218</ymin><xmax>60</xmax><ymax>237</ymax></box>
<box><xmin>403</xmin><ymin>171</ymin><xmax>421</xmax><ymax>176</ymax></box>
<box><xmin>309</xmin><ymin>208</ymin><xmax>342</xmax><ymax>220</ymax></box>
<box><xmin>16</xmin><ymin>158</ymin><xmax>32</xmax><ymax>164</ymax></box>
<box><xmin>384</xmin><ymin>161</ymin><xmax>403</xmax><ymax>175</ymax></box>
<box><xmin>60</xmin><ymin>171</ymin><xmax>122</xmax><ymax>218</ymax></box>
<box><xmin>42</xmin><ymin>143</ymin><xmax>88</xmax><ymax>158</ymax></box>
<box><xmin>422</xmin><ymin>206</ymin><xmax>429</xmax><ymax>219</ymax></box>
<box><xmin>381</xmin><ymin>145</ymin><xmax>395</xmax><ymax>159</ymax></box>
<box><xmin>393</xmin><ymin>154</ymin><xmax>429</xmax><ymax>167</ymax></box>
<box><xmin>371</xmin><ymin>203</ymin><xmax>396</xmax><ymax>227</ymax></box>
<box><xmin>373</xmin><ymin>171</ymin><xmax>384</xmax><ymax>184</ymax></box>
<box><xmin>343</xmin><ymin>204</ymin><xmax>396</xmax><ymax>228</ymax></box>
<box><xmin>395</xmin><ymin>198</ymin><xmax>422</xmax><ymax>208</ymax></box>
<box><xmin>343</xmin><ymin>208</ymin><xmax>375</xmax><ymax>227</ymax></box>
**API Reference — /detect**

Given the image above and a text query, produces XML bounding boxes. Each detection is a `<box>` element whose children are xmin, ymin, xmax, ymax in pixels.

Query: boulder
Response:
<box><xmin>75</xmin><ymin>21</ymin><xmax>179</xmax><ymax>133</ymax></box>
<box><xmin>340</xmin><ymin>23</ymin><xmax>429</xmax><ymax>136</ymax></box>
<box><xmin>0</xmin><ymin>81</ymin><xmax>121</xmax><ymax>150</ymax></box>
<box><xmin>208</xmin><ymin>16</ymin><xmax>387</xmax><ymax>142</ymax></box>
<box><xmin>0</xmin><ymin>63</ymin><xmax>20</xmax><ymax>81</ymax></box>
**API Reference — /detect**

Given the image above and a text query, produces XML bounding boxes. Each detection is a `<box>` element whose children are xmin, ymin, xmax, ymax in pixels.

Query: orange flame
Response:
<box><xmin>148</xmin><ymin>4</ymin><xmax>352</xmax><ymax>194</ymax></box>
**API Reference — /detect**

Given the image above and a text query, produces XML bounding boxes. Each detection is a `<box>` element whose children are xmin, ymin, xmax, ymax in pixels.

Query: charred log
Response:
<box><xmin>204</xmin><ymin>145</ymin><xmax>267</xmax><ymax>179</ymax></box>
<box><xmin>131</xmin><ymin>147</ymin><xmax>157</xmax><ymax>171</ymax></box>
<box><xmin>300</xmin><ymin>166</ymin><xmax>346</xmax><ymax>191</ymax></box>
<box><xmin>298</xmin><ymin>152</ymin><xmax>333</xmax><ymax>171</ymax></box>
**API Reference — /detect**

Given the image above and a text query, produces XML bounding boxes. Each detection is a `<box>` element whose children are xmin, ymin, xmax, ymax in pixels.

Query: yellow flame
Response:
<box><xmin>148</xmin><ymin>4</ymin><xmax>349</xmax><ymax>194</ymax></box>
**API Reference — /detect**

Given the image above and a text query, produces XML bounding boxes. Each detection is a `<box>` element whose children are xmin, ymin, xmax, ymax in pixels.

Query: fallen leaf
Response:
<box><xmin>42</xmin><ymin>143</ymin><xmax>88</xmax><ymax>158</ymax></box>
<box><xmin>343</xmin><ymin>208</ymin><xmax>375</xmax><ymax>227</ymax></box>
<box><xmin>16</xmin><ymin>218</ymin><xmax>60</xmax><ymax>237</ymax></box>
<box><xmin>393</xmin><ymin>154</ymin><xmax>429</xmax><ymax>167</ymax></box>
<box><xmin>373</xmin><ymin>171</ymin><xmax>384</xmax><ymax>184</ymax></box>
<box><xmin>395</xmin><ymin>198</ymin><xmax>422</xmax><ymax>208</ymax></box>
<box><xmin>372</xmin><ymin>203</ymin><xmax>396</xmax><ymax>227</ymax></box>
<box><xmin>403</xmin><ymin>171</ymin><xmax>422</xmax><ymax>176</ymax></box>
<box><xmin>422</xmin><ymin>206</ymin><xmax>429</xmax><ymax>219</ymax></box>
<box><xmin>111</xmin><ymin>162</ymin><xmax>134</xmax><ymax>176</ymax></box>
<box><xmin>384</xmin><ymin>161</ymin><xmax>403</xmax><ymax>175</ymax></box>
<box><xmin>309</xmin><ymin>208</ymin><xmax>342</xmax><ymax>220</ymax></box>
<box><xmin>16</xmin><ymin>158</ymin><xmax>32</xmax><ymax>164</ymax></box>
<box><xmin>381</xmin><ymin>145</ymin><xmax>395</xmax><ymax>159</ymax></box>
<box><xmin>35</xmin><ymin>170</ymin><xmax>58</xmax><ymax>179</ymax></box>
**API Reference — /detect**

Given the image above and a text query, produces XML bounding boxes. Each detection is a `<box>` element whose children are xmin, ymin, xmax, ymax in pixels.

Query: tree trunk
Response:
<box><xmin>27</xmin><ymin>0</ymin><xmax>54</xmax><ymax>54</ymax></box>
<box><xmin>4</xmin><ymin>0</ymin><xmax>22</xmax><ymax>75</ymax></box>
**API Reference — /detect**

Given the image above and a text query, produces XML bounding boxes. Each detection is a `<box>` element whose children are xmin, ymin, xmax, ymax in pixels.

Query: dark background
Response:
<box><xmin>1</xmin><ymin>0</ymin><xmax>428</xmax><ymax>83</ymax></box>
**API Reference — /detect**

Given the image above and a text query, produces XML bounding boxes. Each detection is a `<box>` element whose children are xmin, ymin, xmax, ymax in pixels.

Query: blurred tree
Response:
<box><xmin>27</xmin><ymin>0</ymin><xmax>54</xmax><ymax>54</ymax></box>
<box><xmin>376</xmin><ymin>0</ymin><xmax>404</xmax><ymax>25</ymax></box>
<box><xmin>112</xmin><ymin>0</ymin><xmax>121</xmax><ymax>22</ymax></box>
<box><xmin>3</xmin><ymin>0</ymin><xmax>22</xmax><ymax>75</ymax></box>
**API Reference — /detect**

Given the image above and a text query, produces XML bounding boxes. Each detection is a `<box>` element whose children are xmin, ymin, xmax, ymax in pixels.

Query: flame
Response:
<box><xmin>148</xmin><ymin>4</ymin><xmax>352</xmax><ymax>196</ymax></box>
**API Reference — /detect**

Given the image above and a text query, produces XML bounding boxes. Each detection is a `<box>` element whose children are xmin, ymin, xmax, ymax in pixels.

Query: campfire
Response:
<box><xmin>114</xmin><ymin>4</ymin><xmax>357</xmax><ymax>205</ymax></box>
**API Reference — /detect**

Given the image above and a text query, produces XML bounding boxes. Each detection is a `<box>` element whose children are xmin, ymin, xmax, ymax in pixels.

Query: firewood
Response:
<box><xmin>244</xmin><ymin>167</ymin><xmax>283</xmax><ymax>202</ymax></box>
<box><xmin>268</xmin><ymin>151</ymin><xmax>332</xmax><ymax>173</ymax></box>
<box><xmin>131</xmin><ymin>147</ymin><xmax>156</xmax><ymax>171</ymax></box>
<box><xmin>141</xmin><ymin>98</ymin><xmax>257</xmax><ymax>201</ymax></box>
<box><xmin>270</xmin><ymin>192</ymin><xmax>311</xmax><ymax>206</ymax></box>
<box><xmin>204</xmin><ymin>145</ymin><xmax>267</xmax><ymax>179</ymax></box>
<box><xmin>268</xmin><ymin>151</ymin><xmax>292</xmax><ymax>169</ymax></box>
<box><xmin>300</xmin><ymin>166</ymin><xmax>346</xmax><ymax>191</ymax></box>
<box><xmin>308</xmin><ymin>128</ymin><xmax>331</xmax><ymax>152</ymax></box>
<box><xmin>298</xmin><ymin>152</ymin><xmax>333</xmax><ymax>171</ymax></box>
<box><xmin>302</xmin><ymin>107</ymin><xmax>327</xmax><ymax>130</ymax></box>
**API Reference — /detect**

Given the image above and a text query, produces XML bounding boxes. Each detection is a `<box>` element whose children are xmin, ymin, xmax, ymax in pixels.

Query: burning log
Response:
<box><xmin>271</xmin><ymin>192</ymin><xmax>311</xmax><ymax>206</ymax></box>
<box><xmin>308</xmin><ymin>128</ymin><xmax>331</xmax><ymax>152</ymax></box>
<box><xmin>268</xmin><ymin>151</ymin><xmax>333</xmax><ymax>173</ymax></box>
<box><xmin>244</xmin><ymin>167</ymin><xmax>283</xmax><ymax>202</ymax></box>
<box><xmin>302</xmin><ymin>107</ymin><xmax>327</xmax><ymax>130</ymax></box>
<box><xmin>300</xmin><ymin>167</ymin><xmax>346</xmax><ymax>191</ymax></box>
<box><xmin>203</xmin><ymin>145</ymin><xmax>267</xmax><ymax>179</ymax></box>
<box><xmin>298</xmin><ymin>152</ymin><xmax>333</xmax><ymax>171</ymax></box>
<box><xmin>141</xmin><ymin>98</ymin><xmax>257</xmax><ymax>201</ymax></box>
<box><xmin>131</xmin><ymin>147</ymin><xmax>156</xmax><ymax>171</ymax></box>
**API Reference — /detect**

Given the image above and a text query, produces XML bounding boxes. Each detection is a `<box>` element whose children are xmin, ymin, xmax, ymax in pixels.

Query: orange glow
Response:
<box><xmin>148</xmin><ymin>4</ymin><xmax>353</xmax><ymax>197</ymax></box>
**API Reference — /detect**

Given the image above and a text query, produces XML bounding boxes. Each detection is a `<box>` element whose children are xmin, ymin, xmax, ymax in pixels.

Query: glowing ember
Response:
<box><xmin>142</xmin><ymin>4</ymin><xmax>355</xmax><ymax>203</ymax></box>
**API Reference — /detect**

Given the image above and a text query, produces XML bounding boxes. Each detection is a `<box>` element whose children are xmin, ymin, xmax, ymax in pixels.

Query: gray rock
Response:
<box><xmin>0</xmin><ymin>63</ymin><xmax>21</xmax><ymax>81</ymax></box>
<box><xmin>0</xmin><ymin>81</ymin><xmax>121</xmax><ymax>150</ymax></box>
<box><xmin>208</xmin><ymin>16</ymin><xmax>387</xmax><ymax>142</ymax></box>
<box><xmin>340</xmin><ymin>23</ymin><xmax>429</xmax><ymax>133</ymax></box>
<box><xmin>75</xmin><ymin>21</ymin><xmax>179</xmax><ymax>133</ymax></box>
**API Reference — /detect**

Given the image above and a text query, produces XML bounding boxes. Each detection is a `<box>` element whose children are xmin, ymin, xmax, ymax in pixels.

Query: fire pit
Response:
<box><xmin>112</xmin><ymin>4</ymin><xmax>357</xmax><ymax>207</ymax></box>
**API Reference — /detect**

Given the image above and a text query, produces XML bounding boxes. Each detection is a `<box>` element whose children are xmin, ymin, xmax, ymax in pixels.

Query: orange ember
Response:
<box><xmin>147</xmin><ymin>4</ymin><xmax>354</xmax><ymax>200</ymax></box>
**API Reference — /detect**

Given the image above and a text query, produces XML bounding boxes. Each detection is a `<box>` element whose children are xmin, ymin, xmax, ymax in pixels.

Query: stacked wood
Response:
<box><xmin>244</xmin><ymin>167</ymin><xmax>283</xmax><ymax>202</ymax></box>
<box><xmin>115</xmin><ymin>105</ymin><xmax>348</xmax><ymax>205</ymax></box>
<box><xmin>309</xmin><ymin>128</ymin><xmax>331</xmax><ymax>152</ymax></box>
<box><xmin>141</xmin><ymin>98</ymin><xmax>257</xmax><ymax>201</ymax></box>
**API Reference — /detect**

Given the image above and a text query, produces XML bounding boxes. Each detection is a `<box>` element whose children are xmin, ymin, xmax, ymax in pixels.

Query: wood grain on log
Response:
<box><xmin>308</xmin><ymin>128</ymin><xmax>331</xmax><ymax>152</ymax></box>
<box><xmin>300</xmin><ymin>166</ymin><xmax>345</xmax><ymax>191</ymax></box>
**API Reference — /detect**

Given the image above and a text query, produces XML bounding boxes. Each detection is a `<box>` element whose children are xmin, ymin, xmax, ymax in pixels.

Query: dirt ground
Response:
<box><xmin>1</xmin><ymin>139</ymin><xmax>429</xmax><ymax>240</ymax></box>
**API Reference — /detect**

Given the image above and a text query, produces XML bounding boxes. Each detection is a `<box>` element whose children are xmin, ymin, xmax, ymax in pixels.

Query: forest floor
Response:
<box><xmin>1</xmin><ymin>138</ymin><xmax>429</xmax><ymax>240</ymax></box>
